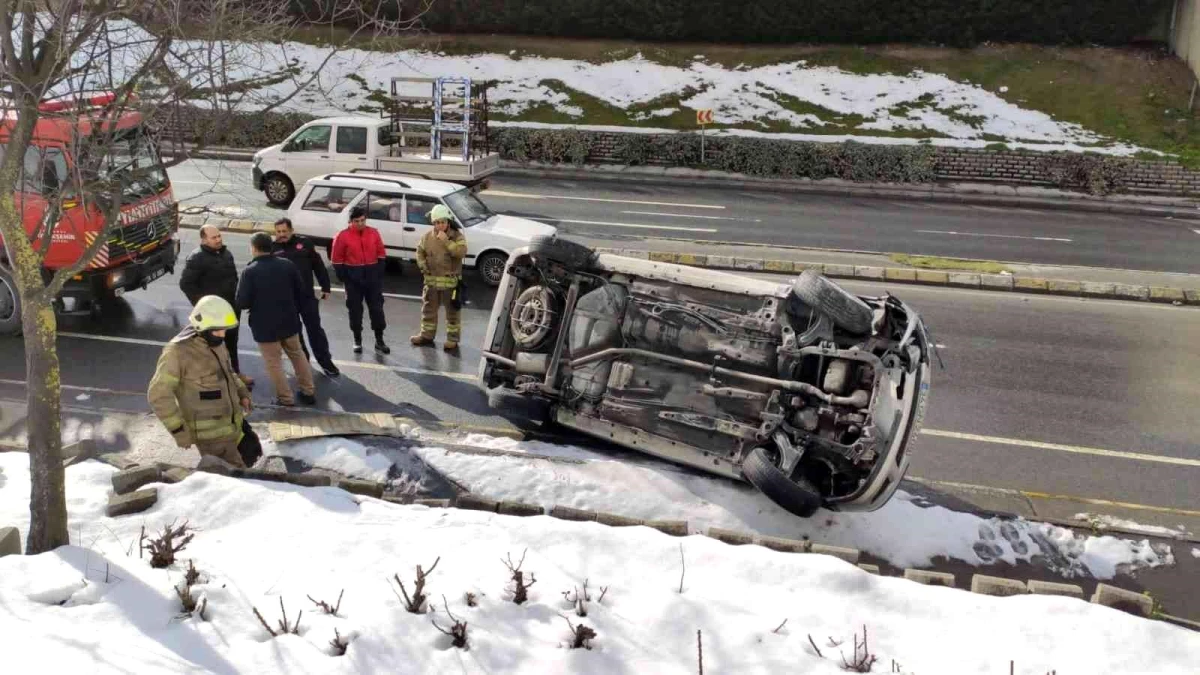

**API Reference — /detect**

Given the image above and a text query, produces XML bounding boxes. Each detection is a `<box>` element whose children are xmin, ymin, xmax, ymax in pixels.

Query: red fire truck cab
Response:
<box><xmin>0</xmin><ymin>93</ymin><xmax>180</xmax><ymax>336</ymax></box>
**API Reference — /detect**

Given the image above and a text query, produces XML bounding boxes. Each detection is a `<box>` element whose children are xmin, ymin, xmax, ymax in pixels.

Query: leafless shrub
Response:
<box><xmin>391</xmin><ymin>557</ymin><xmax>440</xmax><ymax>614</ymax></box>
<box><xmin>561</xmin><ymin>614</ymin><xmax>596</xmax><ymax>650</ymax></box>
<box><xmin>464</xmin><ymin>592</ymin><xmax>478</xmax><ymax>607</ymax></box>
<box><xmin>142</xmin><ymin>521</ymin><xmax>194</xmax><ymax>569</ymax></box>
<box><xmin>808</xmin><ymin>634</ymin><xmax>824</xmax><ymax>658</ymax></box>
<box><xmin>503</xmin><ymin>550</ymin><xmax>537</xmax><ymax>605</ymax></box>
<box><xmin>697</xmin><ymin>629</ymin><xmax>704</xmax><ymax>674</ymax></box>
<box><xmin>773</xmin><ymin>619</ymin><xmax>788</xmax><ymax>634</ymax></box>
<box><xmin>184</xmin><ymin>560</ymin><xmax>201</xmax><ymax>587</ymax></box>
<box><xmin>175</xmin><ymin>582</ymin><xmax>207</xmax><ymax>620</ymax></box>
<box><xmin>254</xmin><ymin>598</ymin><xmax>302</xmax><ymax>637</ymax></box>
<box><xmin>431</xmin><ymin>596</ymin><xmax>469</xmax><ymax>649</ymax></box>
<box><xmin>308</xmin><ymin>589</ymin><xmax>344</xmax><ymax>616</ymax></box>
<box><xmin>840</xmin><ymin>625</ymin><xmax>878</xmax><ymax>673</ymax></box>
<box><xmin>330</xmin><ymin>629</ymin><xmax>349</xmax><ymax>656</ymax></box>
<box><xmin>677</xmin><ymin>543</ymin><xmax>686</xmax><ymax>593</ymax></box>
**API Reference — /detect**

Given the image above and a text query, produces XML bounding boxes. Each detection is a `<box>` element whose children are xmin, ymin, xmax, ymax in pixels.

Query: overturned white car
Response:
<box><xmin>478</xmin><ymin>237</ymin><xmax>932</xmax><ymax>517</ymax></box>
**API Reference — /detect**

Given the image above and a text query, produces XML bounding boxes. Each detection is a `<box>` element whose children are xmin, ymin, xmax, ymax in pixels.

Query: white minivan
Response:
<box><xmin>285</xmin><ymin>172</ymin><xmax>557</xmax><ymax>286</ymax></box>
<box><xmin>253</xmin><ymin>116</ymin><xmax>499</xmax><ymax>206</ymax></box>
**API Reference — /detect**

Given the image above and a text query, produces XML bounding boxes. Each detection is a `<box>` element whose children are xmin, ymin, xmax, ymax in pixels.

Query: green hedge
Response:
<box><xmin>288</xmin><ymin>0</ymin><xmax>1168</xmax><ymax>46</ymax></box>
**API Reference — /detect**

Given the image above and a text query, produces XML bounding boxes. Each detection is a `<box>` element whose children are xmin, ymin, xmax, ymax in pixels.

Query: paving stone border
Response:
<box><xmin>177</xmin><ymin>217</ymin><xmax>1200</xmax><ymax>305</ymax></box>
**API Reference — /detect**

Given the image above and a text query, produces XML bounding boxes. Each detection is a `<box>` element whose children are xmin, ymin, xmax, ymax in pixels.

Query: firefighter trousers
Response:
<box><xmin>419</xmin><ymin>286</ymin><xmax>461</xmax><ymax>341</ymax></box>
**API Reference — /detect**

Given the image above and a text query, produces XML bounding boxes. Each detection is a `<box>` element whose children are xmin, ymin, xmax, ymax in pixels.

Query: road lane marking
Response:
<box><xmin>908</xmin><ymin>477</ymin><xmax>1200</xmax><ymax>520</ymax></box>
<box><xmin>169</xmin><ymin>180</ymin><xmax>239</xmax><ymax>188</ymax></box>
<box><xmin>483</xmin><ymin>190</ymin><xmax>725</xmax><ymax>210</ymax></box>
<box><xmin>1193</xmin><ymin>229</ymin><xmax>1200</xmax><ymax>236</ymax></box>
<box><xmin>921</xmin><ymin>429</ymin><xmax>1200</xmax><ymax>468</ymax></box>
<box><xmin>916</xmin><ymin>229</ymin><xmax>1072</xmax><ymax>243</ymax></box>
<box><xmin>620</xmin><ymin>210</ymin><xmax>761</xmax><ymax>222</ymax></box>
<box><xmin>527</xmin><ymin>217</ymin><xmax>718</xmax><ymax>233</ymax></box>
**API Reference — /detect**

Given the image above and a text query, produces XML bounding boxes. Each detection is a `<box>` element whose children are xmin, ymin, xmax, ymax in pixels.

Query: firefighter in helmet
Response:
<box><xmin>411</xmin><ymin>204</ymin><xmax>467</xmax><ymax>352</ymax></box>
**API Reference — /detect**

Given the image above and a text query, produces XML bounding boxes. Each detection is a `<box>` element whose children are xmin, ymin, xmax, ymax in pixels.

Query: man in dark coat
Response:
<box><xmin>179</xmin><ymin>225</ymin><xmax>253</xmax><ymax>389</ymax></box>
<box><xmin>235</xmin><ymin>232</ymin><xmax>316</xmax><ymax>407</ymax></box>
<box><xmin>272</xmin><ymin>217</ymin><xmax>339</xmax><ymax>378</ymax></box>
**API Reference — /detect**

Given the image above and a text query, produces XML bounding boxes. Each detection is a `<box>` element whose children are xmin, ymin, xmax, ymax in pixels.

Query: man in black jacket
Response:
<box><xmin>272</xmin><ymin>218</ymin><xmax>339</xmax><ymax>378</ymax></box>
<box><xmin>235</xmin><ymin>232</ymin><xmax>316</xmax><ymax>407</ymax></box>
<box><xmin>179</xmin><ymin>225</ymin><xmax>253</xmax><ymax>389</ymax></box>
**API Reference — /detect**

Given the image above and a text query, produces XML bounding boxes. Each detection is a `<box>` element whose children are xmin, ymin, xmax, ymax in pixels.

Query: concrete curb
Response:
<box><xmin>175</xmin><ymin>217</ymin><xmax>1200</xmax><ymax>305</ymax></box>
<box><xmin>170</xmin><ymin>146</ymin><xmax>1200</xmax><ymax>218</ymax></box>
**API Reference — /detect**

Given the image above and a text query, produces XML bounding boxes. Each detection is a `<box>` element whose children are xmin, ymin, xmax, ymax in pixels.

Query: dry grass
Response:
<box><xmin>889</xmin><ymin>253</ymin><xmax>1010</xmax><ymax>275</ymax></box>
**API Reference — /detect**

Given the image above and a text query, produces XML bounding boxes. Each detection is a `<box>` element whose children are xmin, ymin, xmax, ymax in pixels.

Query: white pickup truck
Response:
<box><xmin>252</xmin><ymin>116</ymin><xmax>500</xmax><ymax>206</ymax></box>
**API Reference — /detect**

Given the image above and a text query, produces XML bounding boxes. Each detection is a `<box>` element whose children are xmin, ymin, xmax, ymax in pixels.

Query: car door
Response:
<box><xmin>282</xmin><ymin>124</ymin><xmax>333</xmax><ymax>187</ymax></box>
<box><xmin>294</xmin><ymin>183</ymin><xmax>365</xmax><ymax>244</ymax></box>
<box><xmin>332</xmin><ymin>125</ymin><xmax>372</xmax><ymax>174</ymax></box>
<box><xmin>363</xmin><ymin>191</ymin><xmax>407</xmax><ymax>258</ymax></box>
<box><xmin>401</xmin><ymin>194</ymin><xmax>442</xmax><ymax>261</ymax></box>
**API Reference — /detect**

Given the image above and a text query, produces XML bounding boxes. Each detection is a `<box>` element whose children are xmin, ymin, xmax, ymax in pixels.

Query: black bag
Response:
<box><xmin>238</xmin><ymin>419</ymin><xmax>263</xmax><ymax>467</ymax></box>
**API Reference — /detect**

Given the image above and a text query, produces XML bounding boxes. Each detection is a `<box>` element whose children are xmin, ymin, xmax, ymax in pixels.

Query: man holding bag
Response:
<box><xmin>410</xmin><ymin>204</ymin><xmax>466</xmax><ymax>352</ymax></box>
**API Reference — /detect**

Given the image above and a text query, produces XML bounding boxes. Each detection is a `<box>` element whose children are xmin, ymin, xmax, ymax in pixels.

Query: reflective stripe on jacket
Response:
<box><xmin>416</xmin><ymin>229</ymin><xmax>466</xmax><ymax>289</ymax></box>
<box><xmin>147</xmin><ymin>328</ymin><xmax>249</xmax><ymax>443</ymax></box>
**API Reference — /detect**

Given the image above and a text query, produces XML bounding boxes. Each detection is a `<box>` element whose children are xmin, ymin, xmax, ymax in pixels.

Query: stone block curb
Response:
<box><xmin>970</xmin><ymin>574</ymin><xmax>1028</xmax><ymax>597</ymax></box>
<box><xmin>707</xmin><ymin>527</ymin><xmax>754</xmax><ymax>546</ymax></box>
<box><xmin>646</xmin><ymin>519</ymin><xmax>689</xmax><ymax>537</ymax></box>
<box><xmin>904</xmin><ymin>569</ymin><xmax>956</xmax><ymax>587</ymax></box>
<box><xmin>498</xmin><ymin>501</ymin><xmax>546</xmax><ymax>517</ymax></box>
<box><xmin>1091</xmin><ymin>584</ymin><xmax>1155</xmax><ymax>617</ymax></box>
<box><xmin>1028</xmin><ymin>580</ymin><xmax>1085</xmax><ymax>599</ymax></box>
<box><xmin>177</xmin><ymin>220</ymin><xmax>1200</xmax><ymax>305</ymax></box>
<box><xmin>338</xmin><ymin>479</ymin><xmax>385</xmax><ymax>498</ymax></box>
<box><xmin>756</xmin><ymin>536</ymin><xmax>811</xmax><ymax>554</ymax></box>
<box><xmin>106</xmin><ymin>488</ymin><xmax>159</xmax><ymax>517</ymax></box>
<box><xmin>0</xmin><ymin>526</ymin><xmax>20</xmax><ymax>557</ymax></box>
<box><xmin>810</xmin><ymin>544</ymin><xmax>861</xmax><ymax>564</ymax></box>
<box><xmin>413</xmin><ymin>498</ymin><xmax>453</xmax><ymax>508</ymax></box>
<box><xmin>111</xmin><ymin>466</ymin><xmax>161</xmax><ymax>495</ymax></box>
<box><xmin>455</xmin><ymin>493</ymin><xmax>500</xmax><ymax>513</ymax></box>
<box><xmin>596</xmin><ymin>511</ymin><xmax>645</xmax><ymax>527</ymax></box>
<box><xmin>550</xmin><ymin>506</ymin><xmax>599</xmax><ymax>522</ymax></box>
<box><xmin>857</xmin><ymin>564</ymin><xmax>881</xmax><ymax>575</ymax></box>
<box><xmin>162</xmin><ymin>467</ymin><xmax>195</xmax><ymax>484</ymax></box>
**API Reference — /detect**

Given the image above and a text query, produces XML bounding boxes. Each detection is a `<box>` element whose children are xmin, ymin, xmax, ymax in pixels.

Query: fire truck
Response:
<box><xmin>0</xmin><ymin>93</ymin><xmax>180</xmax><ymax>336</ymax></box>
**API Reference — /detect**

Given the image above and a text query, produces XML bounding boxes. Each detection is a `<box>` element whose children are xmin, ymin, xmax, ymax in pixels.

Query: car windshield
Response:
<box><xmin>444</xmin><ymin>188</ymin><xmax>495</xmax><ymax>227</ymax></box>
<box><xmin>95</xmin><ymin>129</ymin><xmax>170</xmax><ymax>203</ymax></box>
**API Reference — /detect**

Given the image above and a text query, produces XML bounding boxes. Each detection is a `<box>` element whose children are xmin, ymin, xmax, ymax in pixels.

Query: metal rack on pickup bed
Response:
<box><xmin>386</xmin><ymin>76</ymin><xmax>491</xmax><ymax>162</ymax></box>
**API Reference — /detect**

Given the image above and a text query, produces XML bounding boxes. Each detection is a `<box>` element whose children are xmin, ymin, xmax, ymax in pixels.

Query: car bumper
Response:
<box><xmin>57</xmin><ymin>238</ymin><xmax>180</xmax><ymax>303</ymax></box>
<box><xmin>253</xmin><ymin>167</ymin><xmax>264</xmax><ymax>191</ymax></box>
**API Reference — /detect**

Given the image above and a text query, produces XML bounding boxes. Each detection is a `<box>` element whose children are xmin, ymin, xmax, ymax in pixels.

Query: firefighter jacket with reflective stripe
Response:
<box><xmin>147</xmin><ymin>328</ymin><xmax>250</xmax><ymax>445</ymax></box>
<box><xmin>416</xmin><ymin>229</ymin><xmax>466</xmax><ymax>289</ymax></box>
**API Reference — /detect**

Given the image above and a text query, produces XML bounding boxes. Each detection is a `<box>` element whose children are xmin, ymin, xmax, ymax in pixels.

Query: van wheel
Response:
<box><xmin>742</xmin><ymin>446</ymin><xmax>823</xmax><ymax>518</ymax></box>
<box><xmin>791</xmin><ymin>269</ymin><xmax>874</xmax><ymax>335</ymax></box>
<box><xmin>264</xmin><ymin>174</ymin><xmax>295</xmax><ymax>206</ymax></box>
<box><xmin>0</xmin><ymin>264</ymin><xmax>23</xmax><ymax>337</ymax></box>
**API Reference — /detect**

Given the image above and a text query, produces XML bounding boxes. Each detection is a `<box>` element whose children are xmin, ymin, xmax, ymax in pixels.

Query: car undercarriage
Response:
<box><xmin>479</xmin><ymin>236</ymin><xmax>933</xmax><ymax>517</ymax></box>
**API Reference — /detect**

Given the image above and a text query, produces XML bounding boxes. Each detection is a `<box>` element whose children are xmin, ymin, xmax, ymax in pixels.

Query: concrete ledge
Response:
<box><xmin>915</xmin><ymin>270</ymin><xmax>949</xmax><ymax>285</ymax></box>
<box><xmin>756</xmin><ymin>536</ymin><xmax>810</xmax><ymax>554</ymax></box>
<box><xmin>1150</xmin><ymin>286</ymin><xmax>1186</xmax><ymax>303</ymax></box>
<box><xmin>0</xmin><ymin>526</ymin><xmax>20</xmax><ymax>557</ymax></box>
<box><xmin>1091</xmin><ymin>584</ymin><xmax>1154</xmax><ymax>617</ymax></box>
<box><xmin>596</xmin><ymin>512</ymin><xmax>645</xmax><ymax>527</ymax></box>
<box><xmin>1113</xmin><ymin>284</ymin><xmax>1151</xmax><ymax>301</ymax></box>
<box><xmin>980</xmin><ymin>274</ymin><xmax>1015</xmax><ymax>290</ymax></box>
<box><xmin>413</xmin><ymin>498</ymin><xmax>452</xmax><ymax>508</ymax></box>
<box><xmin>161</xmin><ymin>467</ymin><xmax>195</xmax><ymax>484</ymax></box>
<box><xmin>948</xmin><ymin>272</ymin><xmax>982</xmax><ymax>288</ymax></box>
<box><xmin>884</xmin><ymin>268</ymin><xmax>918</xmax><ymax>282</ymax></box>
<box><xmin>1081</xmin><ymin>281</ymin><xmax>1117</xmax><ymax>298</ymax></box>
<box><xmin>550</xmin><ymin>506</ymin><xmax>599</xmax><ymax>522</ymax></box>
<box><xmin>281</xmin><ymin>473</ymin><xmax>334</xmax><ymax>488</ymax></box>
<box><xmin>904</xmin><ymin>569</ymin><xmax>956</xmax><ymax>588</ymax></box>
<box><xmin>498</xmin><ymin>501</ymin><xmax>546</xmax><ymax>517</ymax></box>
<box><xmin>646</xmin><ymin>519</ymin><xmax>689</xmax><ymax>537</ymax></box>
<box><xmin>857</xmin><ymin>564</ymin><xmax>880</xmax><ymax>575</ymax></box>
<box><xmin>707</xmin><ymin>527</ymin><xmax>754</xmax><ymax>546</ymax></box>
<box><xmin>1028</xmin><ymin>580</ymin><xmax>1085</xmax><ymax>599</ymax></box>
<box><xmin>970</xmin><ymin>575</ymin><xmax>1028</xmax><ymax>597</ymax></box>
<box><xmin>455</xmin><ymin>493</ymin><xmax>500</xmax><ymax>513</ymax></box>
<box><xmin>337</xmin><ymin>479</ymin><xmax>385</xmax><ymax>498</ymax></box>
<box><xmin>1047</xmin><ymin>279</ymin><xmax>1083</xmax><ymax>295</ymax></box>
<box><xmin>1014</xmin><ymin>277</ymin><xmax>1049</xmax><ymax>292</ymax></box>
<box><xmin>810</xmin><ymin>544</ymin><xmax>861</xmax><ymax>564</ymax></box>
<box><xmin>106</xmin><ymin>488</ymin><xmax>159</xmax><ymax>517</ymax></box>
<box><xmin>112</xmin><ymin>466</ymin><xmax>161</xmax><ymax>495</ymax></box>
<box><xmin>823</xmin><ymin>264</ymin><xmax>856</xmax><ymax>277</ymax></box>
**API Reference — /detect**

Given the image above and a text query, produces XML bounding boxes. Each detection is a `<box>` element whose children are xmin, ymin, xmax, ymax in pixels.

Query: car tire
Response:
<box><xmin>530</xmin><ymin>235</ymin><xmax>595</xmax><ymax>271</ymax></box>
<box><xmin>0</xmin><ymin>264</ymin><xmax>22</xmax><ymax>336</ymax></box>
<box><xmin>742</xmin><ymin>446</ymin><xmax>823</xmax><ymax>518</ymax></box>
<box><xmin>476</xmin><ymin>250</ymin><xmax>509</xmax><ymax>287</ymax></box>
<box><xmin>790</xmin><ymin>269</ymin><xmax>874</xmax><ymax>335</ymax></box>
<box><xmin>264</xmin><ymin>174</ymin><xmax>295</xmax><ymax>206</ymax></box>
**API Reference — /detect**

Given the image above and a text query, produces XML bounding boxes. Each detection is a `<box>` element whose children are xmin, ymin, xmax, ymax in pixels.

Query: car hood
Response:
<box><xmin>255</xmin><ymin>144</ymin><xmax>281</xmax><ymax>159</ymax></box>
<box><xmin>472</xmin><ymin>214</ymin><xmax>557</xmax><ymax>240</ymax></box>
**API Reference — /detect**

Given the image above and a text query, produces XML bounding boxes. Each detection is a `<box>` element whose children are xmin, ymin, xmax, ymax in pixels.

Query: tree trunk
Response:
<box><xmin>22</xmin><ymin>293</ymin><xmax>69</xmax><ymax>554</ymax></box>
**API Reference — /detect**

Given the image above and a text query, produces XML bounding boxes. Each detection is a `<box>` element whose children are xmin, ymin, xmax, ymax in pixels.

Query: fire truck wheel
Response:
<box><xmin>0</xmin><ymin>264</ymin><xmax>22</xmax><ymax>336</ymax></box>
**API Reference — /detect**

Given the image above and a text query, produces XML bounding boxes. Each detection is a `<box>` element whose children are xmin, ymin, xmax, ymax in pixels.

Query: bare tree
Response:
<box><xmin>0</xmin><ymin>0</ymin><xmax>422</xmax><ymax>553</ymax></box>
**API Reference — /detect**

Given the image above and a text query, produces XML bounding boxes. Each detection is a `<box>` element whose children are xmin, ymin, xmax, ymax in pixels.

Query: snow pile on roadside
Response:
<box><xmin>1072</xmin><ymin>512</ymin><xmax>1193</xmax><ymax>539</ymax></box>
<box><xmin>410</xmin><ymin>434</ymin><xmax>1175</xmax><ymax>579</ymax></box>
<box><xmin>260</xmin><ymin>437</ymin><xmax>394</xmax><ymax>483</ymax></box>
<box><xmin>0</xmin><ymin>453</ymin><xmax>1196</xmax><ymax>674</ymax></box>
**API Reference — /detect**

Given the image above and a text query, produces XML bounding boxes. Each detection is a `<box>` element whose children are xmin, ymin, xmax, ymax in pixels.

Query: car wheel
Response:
<box><xmin>0</xmin><ymin>264</ymin><xmax>22</xmax><ymax>336</ymax></box>
<box><xmin>530</xmin><ymin>235</ymin><xmax>595</xmax><ymax>271</ymax></box>
<box><xmin>790</xmin><ymin>269</ymin><xmax>874</xmax><ymax>335</ymax></box>
<box><xmin>742</xmin><ymin>446</ymin><xmax>823</xmax><ymax>518</ymax></box>
<box><xmin>264</xmin><ymin>174</ymin><xmax>295</xmax><ymax>206</ymax></box>
<box><xmin>476</xmin><ymin>251</ymin><xmax>508</xmax><ymax>287</ymax></box>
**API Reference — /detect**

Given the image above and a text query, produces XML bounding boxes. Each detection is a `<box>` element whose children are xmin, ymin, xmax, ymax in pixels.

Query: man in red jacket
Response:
<box><xmin>331</xmin><ymin>206</ymin><xmax>390</xmax><ymax>354</ymax></box>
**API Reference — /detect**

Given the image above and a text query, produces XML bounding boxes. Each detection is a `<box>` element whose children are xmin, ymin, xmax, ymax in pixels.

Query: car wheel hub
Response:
<box><xmin>510</xmin><ymin>285</ymin><xmax>555</xmax><ymax>350</ymax></box>
<box><xmin>480</xmin><ymin>254</ymin><xmax>507</xmax><ymax>285</ymax></box>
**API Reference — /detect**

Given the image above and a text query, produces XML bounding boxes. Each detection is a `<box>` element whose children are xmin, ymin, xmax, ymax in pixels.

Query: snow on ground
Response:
<box><xmin>1</xmin><ymin>453</ymin><xmax>1196</xmax><ymax>674</ymax></box>
<box><xmin>84</xmin><ymin>20</ymin><xmax>1145</xmax><ymax>155</ymax></box>
<box><xmin>260</xmin><ymin>437</ymin><xmax>393</xmax><ymax>484</ymax></box>
<box><xmin>409</xmin><ymin>434</ymin><xmax>1175</xmax><ymax>580</ymax></box>
<box><xmin>1193</xmin><ymin>548</ymin><xmax>1200</xmax><ymax>559</ymax></box>
<box><xmin>1073</xmin><ymin>513</ymin><xmax>1193</xmax><ymax>539</ymax></box>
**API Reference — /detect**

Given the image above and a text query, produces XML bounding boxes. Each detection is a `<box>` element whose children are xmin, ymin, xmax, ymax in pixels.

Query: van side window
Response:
<box><xmin>287</xmin><ymin>125</ymin><xmax>331</xmax><ymax>153</ymax></box>
<box><xmin>301</xmin><ymin>186</ymin><xmax>362</xmax><ymax>213</ymax></box>
<box><xmin>366</xmin><ymin>193</ymin><xmax>404</xmax><ymax>222</ymax></box>
<box><xmin>336</xmin><ymin>127</ymin><xmax>368</xmax><ymax>155</ymax></box>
